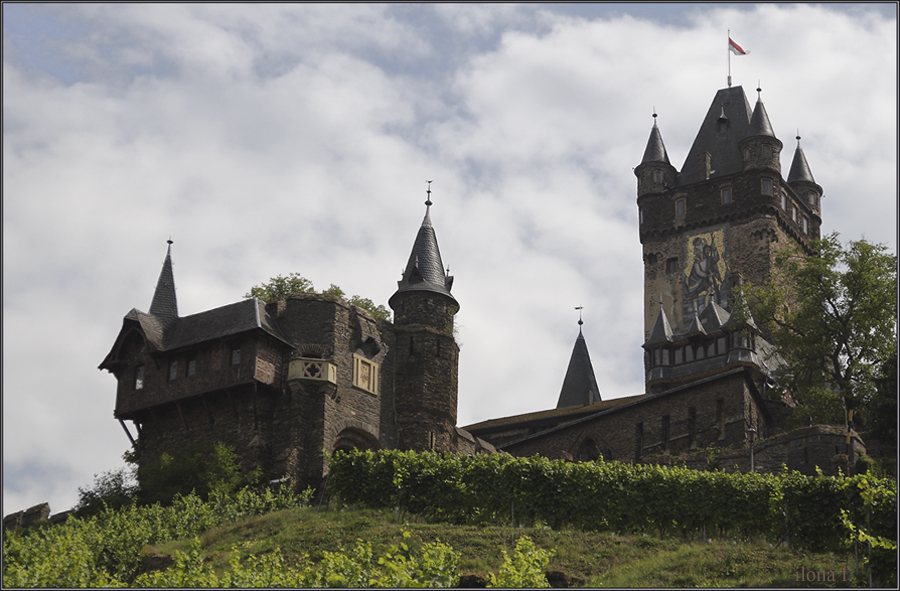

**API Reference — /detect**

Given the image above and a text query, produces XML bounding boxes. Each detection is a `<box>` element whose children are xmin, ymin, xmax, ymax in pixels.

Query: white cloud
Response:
<box><xmin>3</xmin><ymin>3</ymin><xmax>895</xmax><ymax>516</ymax></box>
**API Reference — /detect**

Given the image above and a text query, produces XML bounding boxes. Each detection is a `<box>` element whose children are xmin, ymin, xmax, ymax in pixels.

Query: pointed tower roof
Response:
<box><xmin>787</xmin><ymin>136</ymin><xmax>817</xmax><ymax>184</ymax></box>
<box><xmin>640</xmin><ymin>114</ymin><xmax>671</xmax><ymax>165</ymax></box>
<box><xmin>645</xmin><ymin>298</ymin><xmax>674</xmax><ymax>346</ymax></box>
<box><xmin>723</xmin><ymin>281</ymin><xmax>759</xmax><ymax>332</ymax></box>
<box><xmin>677</xmin><ymin>86</ymin><xmax>754</xmax><ymax>186</ymax></box>
<box><xmin>747</xmin><ymin>93</ymin><xmax>776</xmax><ymax>138</ymax></box>
<box><xmin>683</xmin><ymin>301</ymin><xmax>707</xmax><ymax>338</ymax></box>
<box><xmin>389</xmin><ymin>191</ymin><xmax>457</xmax><ymax>308</ymax></box>
<box><xmin>556</xmin><ymin>321</ymin><xmax>602</xmax><ymax>408</ymax></box>
<box><xmin>149</xmin><ymin>240</ymin><xmax>178</xmax><ymax>325</ymax></box>
<box><xmin>698</xmin><ymin>300</ymin><xmax>730</xmax><ymax>332</ymax></box>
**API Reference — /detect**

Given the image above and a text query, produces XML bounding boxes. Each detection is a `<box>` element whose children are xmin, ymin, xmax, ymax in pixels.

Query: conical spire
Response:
<box><xmin>149</xmin><ymin>240</ymin><xmax>178</xmax><ymax>324</ymax></box>
<box><xmin>645</xmin><ymin>297</ymin><xmax>674</xmax><ymax>346</ymax></box>
<box><xmin>723</xmin><ymin>278</ymin><xmax>758</xmax><ymax>332</ymax></box>
<box><xmin>640</xmin><ymin>114</ymin><xmax>671</xmax><ymax>165</ymax></box>
<box><xmin>787</xmin><ymin>135</ymin><xmax>816</xmax><ymax>184</ymax></box>
<box><xmin>556</xmin><ymin>321</ymin><xmax>601</xmax><ymax>408</ymax></box>
<box><xmin>684</xmin><ymin>300</ymin><xmax>707</xmax><ymax>338</ymax></box>
<box><xmin>698</xmin><ymin>300</ymin><xmax>730</xmax><ymax>332</ymax></box>
<box><xmin>747</xmin><ymin>92</ymin><xmax>776</xmax><ymax>138</ymax></box>
<box><xmin>389</xmin><ymin>188</ymin><xmax>457</xmax><ymax>308</ymax></box>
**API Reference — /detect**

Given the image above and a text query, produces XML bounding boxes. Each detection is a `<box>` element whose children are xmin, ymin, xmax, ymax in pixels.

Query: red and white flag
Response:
<box><xmin>728</xmin><ymin>37</ymin><xmax>749</xmax><ymax>55</ymax></box>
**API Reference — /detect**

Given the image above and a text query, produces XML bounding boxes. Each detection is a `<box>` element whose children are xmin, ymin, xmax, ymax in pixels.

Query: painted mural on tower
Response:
<box><xmin>682</xmin><ymin>228</ymin><xmax>729</xmax><ymax>318</ymax></box>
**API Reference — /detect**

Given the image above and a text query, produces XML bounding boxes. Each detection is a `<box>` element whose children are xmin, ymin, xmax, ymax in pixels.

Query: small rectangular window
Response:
<box><xmin>231</xmin><ymin>347</ymin><xmax>241</xmax><ymax>366</ymax></box>
<box><xmin>186</xmin><ymin>356</ymin><xmax>197</xmax><ymax>377</ymax></box>
<box><xmin>720</xmin><ymin>186</ymin><xmax>732</xmax><ymax>204</ymax></box>
<box><xmin>808</xmin><ymin>192</ymin><xmax>817</xmax><ymax>207</ymax></box>
<box><xmin>802</xmin><ymin>217</ymin><xmax>809</xmax><ymax>234</ymax></box>
<box><xmin>792</xmin><ymin>205</ymin><xmax>798</xmax><ymax>222</ymax></box>
<box><xmin>780</xmin><ymin>193</ymin><xmax>786</xmax><ymax>209</ymax></box>
<box><xmin>762</xmin><ymin>144</ymin><xmax>771</xmax><ymax>158</ymax></box>
<box><xmin>665</xmin><ymin>257</ymin><xmax>679</xmax><ymax>274</ymax></box>
<box><xmin>761</xmin><ymin>178</ymin><xmax>773</xmax><ymax>196</ymax></box>
<box><xmin>675</xmin><ymin>198</ymin><xmax>686</xmax><ymax>216</ymax></box>
<box><xmin>168</xmin><ymin>360</ymin><xmax>178</xmax><ymax>381</ymax></box>
<box><xmin>134</xmin><ymin>365</ymin><xmax>145</xmax><ymax>390</ymax></box>
<box><xmin>653</xmin><ymin>170</ymin><xmax>663</xmax><ymax>183</ymax></box>
<box><xmin>639</xmin><ymin>207</ymin><xmax>644</xmax><ymax>225</ymax></box>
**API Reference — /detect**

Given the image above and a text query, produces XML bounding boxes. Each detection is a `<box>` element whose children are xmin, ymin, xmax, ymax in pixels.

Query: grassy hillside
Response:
<box><xmin>146</xmin><ymin>506</ymin><xmax>863</xmax><ymax>587</ymax></box>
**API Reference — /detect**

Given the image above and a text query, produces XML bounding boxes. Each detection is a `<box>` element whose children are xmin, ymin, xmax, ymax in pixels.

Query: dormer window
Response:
<box><xmin>186</xmin><ymin>355</ymin><xmax>197</xmax><ymax>377</ymax></box>
<box><xmin>134</xmin><ymin>365</ymin><xmax>145</xmax><ymax>390</ymax></box>
<box><xmin>231</xmin><ymin>346</ymin><xmax>241</xmax><ymax>366</ymax></box>
<box><xmin>720</xmin><ymin>186</ymin><xmax>732</xmax><ymax>205</ymax></box>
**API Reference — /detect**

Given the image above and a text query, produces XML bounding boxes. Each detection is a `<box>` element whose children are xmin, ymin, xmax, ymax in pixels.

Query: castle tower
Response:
<box><xmin>388</xmin><ymin>189</ymin><xmax>460</xmax><ymax>452</ymax></box>
<box><xmin>556</xmin><ymin>316</ymin><xmax>602</xmax><ymax>408</ymax></box>
<box><xmin>636</xmin><ymin>86</ymin><xmax>821</xmax><ymax>386</ymax></box>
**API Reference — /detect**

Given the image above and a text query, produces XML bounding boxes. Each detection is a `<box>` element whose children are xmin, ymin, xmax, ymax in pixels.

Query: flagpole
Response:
<box><xmin>727</xmin><ymin>29</ymin><xmax>732</xmax><ymax>87</ymax></box>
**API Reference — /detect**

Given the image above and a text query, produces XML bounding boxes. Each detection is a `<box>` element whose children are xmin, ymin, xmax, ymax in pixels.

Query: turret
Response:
<box><xmin>739</xmin><ymin>88</ymin><xmax>783</xmax><ymax>175</ymax></box>
<box><xmin>787</xmin><ymin>135</ymin><xmax>823</xmax><ymax>216</ymax></box>
<box><xmin>389</xmin><ymin>185</ymin><xmax>460</xmax><ymax>452</ymax></box>
<box><xmin>634</xmin><ymin>113</ymin><xmax>677</xmax><ymax>199</ymax></box>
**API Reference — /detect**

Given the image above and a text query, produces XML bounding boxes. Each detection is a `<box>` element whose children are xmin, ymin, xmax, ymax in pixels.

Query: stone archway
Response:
<box><xmin>333</xmin><ymin>427</ymin><xmax>382</xmax><ymax>453</ymax></box>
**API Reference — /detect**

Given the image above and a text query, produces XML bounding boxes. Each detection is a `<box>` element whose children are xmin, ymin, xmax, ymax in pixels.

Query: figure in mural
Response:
<box><xmin>684</xmin><ymin>236</ymin><xmax>721</xmax><ymax>309</ymax></box>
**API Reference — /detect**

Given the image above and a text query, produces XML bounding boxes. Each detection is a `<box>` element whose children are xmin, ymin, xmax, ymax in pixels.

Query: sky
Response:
<box><xmin>3</xmin><ymin>3</ymin><xmax>896</xmax><ymax>516</ymax></box>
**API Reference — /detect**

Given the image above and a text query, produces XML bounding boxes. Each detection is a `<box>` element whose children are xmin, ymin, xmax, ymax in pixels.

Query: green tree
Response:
<box><xmin>245</xmin><ymin>274</ymin><xmax>391</xmax><ymax>321</ymax></box>
<box><xmin>73</xmin><ymin>466</ymin><xmax>138</xmax><ymax>517</ymax></box>
<box><xmin>244</xmin><ymin>272</ymin><xmax>314</xmax><ymax>300</ymax></box>
<box><xmin>744</xmin><ymin>233</ymin><xmax>897</xmax><ymax>426</ymax></box>
<box><xmin>130</xmin><ymin>442</ymin><xmax>262</xmax><ymax>506</ymax></box>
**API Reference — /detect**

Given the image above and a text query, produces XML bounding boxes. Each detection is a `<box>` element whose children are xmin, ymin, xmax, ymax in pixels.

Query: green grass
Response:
<box><xmin>144</xmin><ymin>506</ymin><xmax>864</xmax><ymax>587</ymax></box>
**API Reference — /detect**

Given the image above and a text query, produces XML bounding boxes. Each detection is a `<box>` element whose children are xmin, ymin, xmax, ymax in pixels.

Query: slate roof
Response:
<box><xmin>389</xmin><ymin>204</ymin><xmax>458</xmax><ymax>307</ymax></box>
<box><xmin>645</xmin><ymin>303</ymin><xmax>674</xmax><ymax>346</ymax></box>
<box><xmin>148</xmin><ymin>244</ymin><xmax>178</xmax><ymax>324</ymax></box>
<box><xmin>676</xmin><ymin>86</ymin><xmax>755</xmax><ymax>187</ymax></box>
<box><xmin>556</xmin><ymin>328</ymin><xmax>602</xmax><ymax>408</ymax></box>
<box><xmin>747</xmin><ymin>97</ymin><xmax>776</xmax><ymax>138</ymax></box>
<box><xmin>640</xmin><ymin>119</ymin><xmax>671</xmax><ymax>165</ymax></box>
<box><xmin>787</xmin><ymin>142</ymin><xmax>817</xmax><ymax>184</ymax></box>
<box><xmin>117</xmin><ymin>298</ymin><xmax>290</xmax><ymax>355</ymax></box>
<box><xmin>463</xmin><ymin>393</ymin><xmax>648</xmax><ymax>432</ymax></box>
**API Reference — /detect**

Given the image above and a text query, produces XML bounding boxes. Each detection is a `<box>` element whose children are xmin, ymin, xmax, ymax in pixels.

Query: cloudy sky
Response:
<box><xmin>3</xmin><ymin>3</ymin><xmax>896</xmax><ymax>516</ymax></box>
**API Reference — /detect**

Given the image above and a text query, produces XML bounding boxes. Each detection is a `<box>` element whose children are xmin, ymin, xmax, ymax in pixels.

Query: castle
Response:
<box><xmin>100</xmin><ymin>84</ymin><xmax>863</xmax><ymax>491</ymax></box>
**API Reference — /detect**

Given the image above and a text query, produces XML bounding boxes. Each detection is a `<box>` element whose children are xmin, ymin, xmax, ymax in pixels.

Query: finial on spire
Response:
<box><xmin>756</xmin><ymin>83</ymin><xmax>762</xmax><ymax>100</ymax></box>
<box><xmin>575</xmin><ymin>306</ymin><xmax>584</xmax><ymax>331</ymax></box>
<box><xmin>166</xmin><ymin>237</ymin><xmax>173</xmax><ymax>255</ymax></box>
<box><xmin>425</xmin><ymin>180</ymin><xmax>433</xmax><ymax>207</ymax></box>
<box><xmin>796</xmin><ymin>130</ymin><xmax>801</xmax><ymax>146</ymax></box>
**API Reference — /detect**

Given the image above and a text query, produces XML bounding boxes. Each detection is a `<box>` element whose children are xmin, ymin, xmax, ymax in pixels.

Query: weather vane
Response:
<box><xmin>575</xmin><ymin>305</ymin><xmax>584</xmax><ymax>327</ymax></box>
<box><xmin>426</xmin><ymin>180</ymin><xmax>433</xmax><ymax>207</ymax></box>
